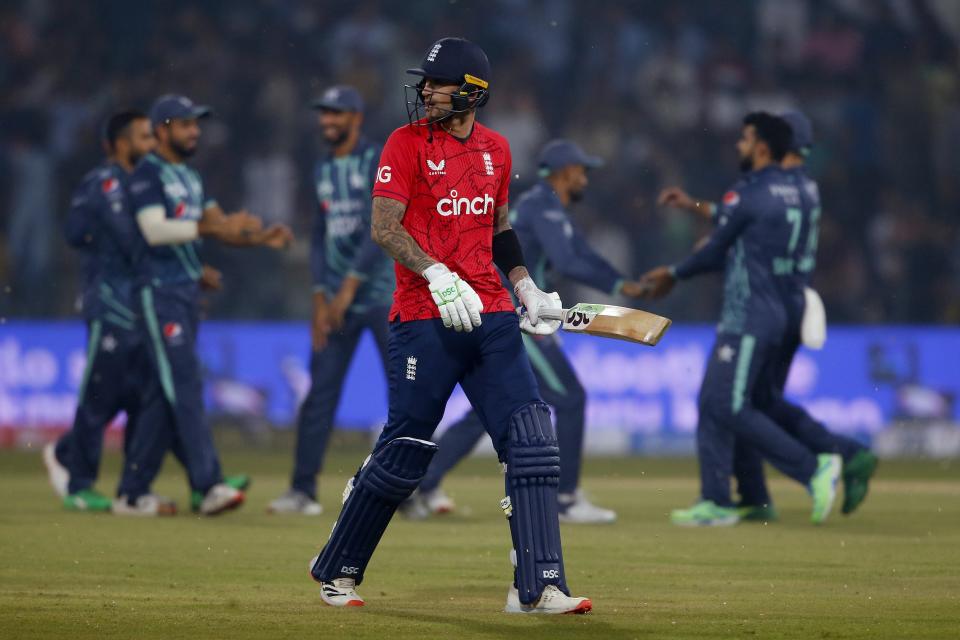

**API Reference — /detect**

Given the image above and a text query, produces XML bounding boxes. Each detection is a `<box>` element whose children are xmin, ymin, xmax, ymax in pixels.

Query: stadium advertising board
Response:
<box><xmin>1</xmin><ymin>322</ymin><xmax>956</xmax><ymax>454</ymax></box>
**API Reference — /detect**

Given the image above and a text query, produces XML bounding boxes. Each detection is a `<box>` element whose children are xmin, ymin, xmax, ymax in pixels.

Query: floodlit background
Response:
<box><xmin>1</xmin><ymin>0</ymin><xmax>958</xmax><ymax>454</ymax></box>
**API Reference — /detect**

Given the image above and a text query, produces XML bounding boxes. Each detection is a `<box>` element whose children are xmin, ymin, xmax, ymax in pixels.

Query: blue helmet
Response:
<box><xmin>405</xmin><ymin>37</ymin><xmax>491</xmax><ymax>124</ymax></box>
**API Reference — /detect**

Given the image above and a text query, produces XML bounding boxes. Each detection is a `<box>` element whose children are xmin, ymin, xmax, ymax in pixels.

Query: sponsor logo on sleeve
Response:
<box><xmin>101</xmin><ymin>177</ymin><xmax>120</xmax><ymax>194</ymax></box>
<box><xmin>376</xmin><ymin>166</ymin><xmax>392</xmax><ymax>183</ymax></box>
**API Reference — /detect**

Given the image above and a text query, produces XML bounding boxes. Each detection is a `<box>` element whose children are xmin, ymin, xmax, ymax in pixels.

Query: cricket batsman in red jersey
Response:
<box><xmin>308</xmin><ymin>37</ymin><xmax>592</xmax><ymax>615</ymax></box>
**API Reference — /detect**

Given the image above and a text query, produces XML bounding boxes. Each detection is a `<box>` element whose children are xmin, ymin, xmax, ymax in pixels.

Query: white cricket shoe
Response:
<box><xmin>558</xmin><ymin>490</ymin><xmax>617</xmax><ymax>524</ymax></box>
<box><xmin>43</xmin><ymin>442</ymin><xmax>69</xmax><ymax>498</ymax></box>
<box><xmin>504</xmin><ymin>584</ymin><xmax>592</xmax><ymax>614</ymax></box>
<box><xmin>308</xmin><ymin>555</ymin><xmax>364</xmax><ymax>607</ymax></box>
<box><xmin>199</xmin><ymin>483</ymin><xmax>244</xmax><ymax>515</ymax></box>
<box><xmin>267</xmin><ymin>489</ymin><xmax>323</xmax><ymax>515</ymax></box>
<box><xmin>397</xmin><ymin>492</ymin><xmax>430</xmax><ymax>520</ymax></box>
<box><xmin>113</xmin><ymin>494</ymin><xmax>178</xmax><ymax>517</ymax></box>
<box><xmin>422</xmin><ymin>487</ymin><xmax>456</xmax><ymax>515</ymax></box>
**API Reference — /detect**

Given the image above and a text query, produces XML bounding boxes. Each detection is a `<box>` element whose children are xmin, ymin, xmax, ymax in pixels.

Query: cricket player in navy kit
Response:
<box><xmin>642</xmin><ymin>112</ymin><xmax>843</xmax><ymax>526</ymax></box>
<box><xmin>125</xmin><ymin>94</ymin><xmax>292</xmax><ymax>515</ymax></box>
<box><xmin>409</xmin><ymin>139</ymin><xmax>649</xmax><ymax>524</ymax></box>
<box><xmin>43</xmin><ymin>110</ymin><xmax>162</xmax><ymax>512</ymax></box>
<box><xmin>268</xmin><ymin>86</ymin><xmax>393</xmax><ymax>515</ymax></box>
<box><xmin>657</xmin><ymin>111</ymin><xmax>877</xmax><ymax>522</ymax></box>
<box><xmin>308</xmin><ymin>37</ymin><xmax>591</xmax><ymax>614</ymax></box>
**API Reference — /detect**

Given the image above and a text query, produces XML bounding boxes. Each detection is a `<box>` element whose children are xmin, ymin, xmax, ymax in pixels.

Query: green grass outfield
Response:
<box><xmin>1</xmin><ymin>444</ymin><xmax>958</xmax><ymax>640</ymax></box>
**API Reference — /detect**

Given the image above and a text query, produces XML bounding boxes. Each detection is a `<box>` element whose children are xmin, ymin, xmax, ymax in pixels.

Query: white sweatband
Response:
<box><xmin>137</xmin><ymin>205</ymin><xmax>199</xmax><ymax>246</ymax></box>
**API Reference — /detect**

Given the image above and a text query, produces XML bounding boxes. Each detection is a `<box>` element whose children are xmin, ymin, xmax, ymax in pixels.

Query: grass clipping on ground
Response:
<box><xmin>1</xmin><ymin>449</ymin><xmax>958</xmax><ymax>640</ymax></box>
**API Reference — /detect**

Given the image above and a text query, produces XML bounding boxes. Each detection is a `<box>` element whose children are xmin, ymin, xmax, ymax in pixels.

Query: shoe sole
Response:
<box><xmin>201</xmin><ymin>492</ymin><xmax>245</xmax><ymax>516</ymax></box>
<box><xmin>671</xmin><ymin>516</ymin><xmax>739</xmax><ymax>527</ymax></box>
<box><xmin>320</xmin><ymin>596</ymin><xmax>365</xmax><ymax>607</ymax></box>
<box><xmin>64</xmin><ymin>502</ymin><xmax>112</xmax><ymax>513</ymax></box>
<box><xmin>504</xmin><ymin>598</ymin><xmax>593</xmax><ymax>614</ymax></box>
<box><xmin>267</xmin><ymin>505</ymin><xmax>323</xmax><ymax>516</ymax></box>
<box><xmin>308</xmin><ymin>555</ymin><xmax>365</xmax><ymax>607</ymax></box>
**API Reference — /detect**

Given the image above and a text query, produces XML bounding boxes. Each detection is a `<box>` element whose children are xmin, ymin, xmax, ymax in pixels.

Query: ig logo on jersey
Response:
<box><xmin>376</xmin><ymin>166</ymin><xmax>392</xmax><ymax>183</ymax></box>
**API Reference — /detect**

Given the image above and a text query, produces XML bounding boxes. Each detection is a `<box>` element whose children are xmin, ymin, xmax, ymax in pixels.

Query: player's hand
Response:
<box><xmin>311</xmin><ymin>292</ymin><xmax>332</xmax><ymax>350</ymax></box>
<box><xmin>638</xmin><ymin>266</ymin><xmax>677</xmax><ymax>300</ymax></box>
<box><xmin>217</xmin><ymin>210</ymin><xmax>263</xmax><ymax>243</ymax></box>
<box><xmin>619</xmin><ymin>280</ymin><xmax>650</xmax><ymax>298</ymax></box>
<box><xmin>423</xmin><ymin>263</ymin><xmax>483</xmax><ymax>332</ymax></box>
<box><xmin>255</xmin><ymin>223</ymin><xmax>294</xmax><ymax>250</ymax></box>
<box><xmin>514</xmin><ymin>277</ymin><xmax>561</xmax><ymax>336</ymax></box>
<box><xmin>199</xmin><ymin>264</ymin><xmax>223</xmax><ymax>291</ymax></box>
<box><xmin>329</xmin><ymin>279</ymin><xmax>359</xmax><ymax>332</ymax></box>
<box><xmin>657</xmin><ymin>187</ymin><xmax>695</xmax><ymax>209</ymax></box>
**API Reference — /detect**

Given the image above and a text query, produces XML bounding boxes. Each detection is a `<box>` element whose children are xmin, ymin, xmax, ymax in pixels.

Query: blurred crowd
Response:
<box><xmin>2</xmin><ymin>0</ymin><xmax>959</xmax><ymax>323</ymax></box>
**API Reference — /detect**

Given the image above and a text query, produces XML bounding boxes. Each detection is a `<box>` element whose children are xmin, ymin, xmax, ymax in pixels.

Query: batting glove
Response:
<box><xmin>515</xmin><ymin>276</ymin><xmax>561</xmax><ymax>336</ymax></box>
<box><xmin>423</xmin><ymin>263</ymin><xmax>483</xmax><ymax>332</ymax></box>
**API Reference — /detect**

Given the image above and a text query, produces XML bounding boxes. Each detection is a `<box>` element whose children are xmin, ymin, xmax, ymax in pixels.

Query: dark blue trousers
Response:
<box><xmin>375</xmin><ymin>312</ymin><xmax>541</xmax><ymax>459</ymax></box>
<box><xmin>125</xmin><ymin>284</ymin><xmax>222</xmax><ymax>497</ymax></box>
<box><xmin>733</xmin><ymin>326</ymin><xmax>866</xmax><ymax>506</ymax></box>
<box><xmin>55</xmin><ymin>318</ymin><xmax>145</xmax><ymax>494</ymax></box>
<box><xmin>291</xmin><ymin>306</ymin><xmax>390</xmax><ymax>499</ymax></box>
<box><xmin>698</xmin><ymin>332</ymin><xmax>819</xmax><ymax>507</ymax></box>
<box><xmin>420</xmin><ymin>333</ymin><xmax>586</xmax><ymax>494</ymax></box>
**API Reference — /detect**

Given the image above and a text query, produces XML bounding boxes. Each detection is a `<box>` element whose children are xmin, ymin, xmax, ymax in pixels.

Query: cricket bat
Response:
<box><xmin>537</xmin><ymin>303</ymin><xmax>671</xmax><ymax>346</ymax></box>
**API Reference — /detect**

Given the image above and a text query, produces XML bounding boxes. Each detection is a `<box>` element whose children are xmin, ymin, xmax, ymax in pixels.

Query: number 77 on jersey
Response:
<box><xmin>537</xmin><ymin>303</ymin><xmax>672</xmax><ymax>346</ymax></box>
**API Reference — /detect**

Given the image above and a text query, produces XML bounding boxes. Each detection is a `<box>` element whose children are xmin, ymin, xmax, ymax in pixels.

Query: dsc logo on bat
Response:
<box><xmin>436</xmin><ymin>190</ymin><xmax>495</xmax><ymax>217</ymax></box>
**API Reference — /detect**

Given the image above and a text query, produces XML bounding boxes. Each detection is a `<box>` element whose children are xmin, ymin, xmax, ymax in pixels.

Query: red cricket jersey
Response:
<box><xmin>372</xmin><ymin>120</ymin><xmax>515</xmax><ymax>322</ymax></box>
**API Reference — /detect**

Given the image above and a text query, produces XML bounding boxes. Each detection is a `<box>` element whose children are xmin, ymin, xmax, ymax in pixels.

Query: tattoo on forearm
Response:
<box><xmin>493</xmin><ymin>204</ymin><xmax>511</xmax><ymax>234</ymax></box>
<box><xmin>371</xmin><ymin>197</ymin><xmax>436</xmax><ymax>274</ymax></box>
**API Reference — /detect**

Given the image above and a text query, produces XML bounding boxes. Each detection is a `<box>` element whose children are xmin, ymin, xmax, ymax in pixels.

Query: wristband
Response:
<box><xmin>492</xmin><ymin>229</ymin><xmax>525</xmax><ymax>276</ymax></box>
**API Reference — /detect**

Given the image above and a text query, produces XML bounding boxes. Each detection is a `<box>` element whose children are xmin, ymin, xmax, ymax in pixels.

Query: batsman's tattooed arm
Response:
<box><xmin>493</xmin><ymin>204</ymin><xmax>530</xmax><ymax>286</ymax></box>
<box><xmin>370</xmin><ymin>196</ymin><xmax>436</xmax><ymax>274</ymax></box>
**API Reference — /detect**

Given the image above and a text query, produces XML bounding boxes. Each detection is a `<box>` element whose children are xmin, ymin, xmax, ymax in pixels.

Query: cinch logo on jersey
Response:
<box><xmin>436</xmin><ymin>189</ymin><xmax>495</xmax><ymax>217</ymax></box>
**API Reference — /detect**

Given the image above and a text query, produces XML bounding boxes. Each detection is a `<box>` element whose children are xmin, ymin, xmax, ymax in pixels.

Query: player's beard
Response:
<box><xmin>569</xmin><ymin>189</ymin><xmax>584</xmax><ymax>203</ymax></box>
<box><xmin>324</xmin><ymin>127</ymin><xmax>349</xmax><ymax>147</ymax></box>
<box><xmin>427</xmin><ymin>105</ymin><xmax>455</xmax><ymax>124</ymax></box>
<box><xmin>739</xmin><ymin>156</ymin><xmax>753</xmax><ymax>173</ymax></box>
<box><xmin>171</xmin><ymin>139</ymin><xmax>197</xmax><ymax>159</ymax></box>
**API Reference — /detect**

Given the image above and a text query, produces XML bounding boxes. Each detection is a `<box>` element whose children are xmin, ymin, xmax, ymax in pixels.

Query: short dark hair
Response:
<box><xmin>103</xmin><ymin>109</ymin><xmax>148</xmax><ymax>149</ymax></box>
<box><xmin>743</xmin><ymin>112</ymin><xmax>792</xmax><ymax>162</ymax></box>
